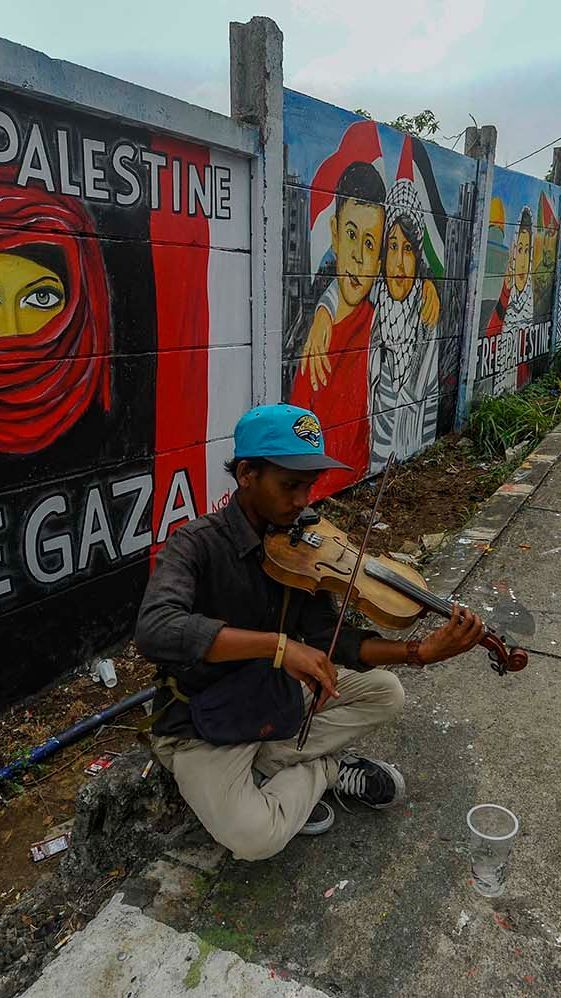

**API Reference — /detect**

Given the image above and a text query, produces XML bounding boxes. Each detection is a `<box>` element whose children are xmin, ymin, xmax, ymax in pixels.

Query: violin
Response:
<box><xmin>263</xmin><ymin>512</ymin><xmax>528</xmax><ymax>677</ymax></box>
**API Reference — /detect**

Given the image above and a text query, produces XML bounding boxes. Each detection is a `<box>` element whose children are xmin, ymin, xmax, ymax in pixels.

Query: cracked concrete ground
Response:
<box><xmin>18</xmin><ymin>437</ymin><xmax>561</xmax><ymax>998</ymax></box>
<box><xmin>20</xmin><ymin>892</ymin><xmax>330</xmax><ymax>997</ymax></box>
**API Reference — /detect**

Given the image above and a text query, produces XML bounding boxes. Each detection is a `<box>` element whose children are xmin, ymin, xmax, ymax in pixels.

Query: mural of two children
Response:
<box><xmin>288</xmin><ymin>119</ymin><xmax>444</xmax><ymax>496</ymax></box>
<box><xmin>283</xmin><ymin>96</ymin><xmax>560</xmax><ymax>499</ymax></box>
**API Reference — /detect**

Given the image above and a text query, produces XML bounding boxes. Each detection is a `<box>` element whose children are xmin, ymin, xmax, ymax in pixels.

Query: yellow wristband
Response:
<box><xmin>273</xmin><ymin>632</ymin><xmax>287</xmax><ymax>669</ymax></box>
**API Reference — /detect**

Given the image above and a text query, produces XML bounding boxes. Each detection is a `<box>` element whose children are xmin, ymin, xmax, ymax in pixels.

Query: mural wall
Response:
<box><xmin>2</xmin><ymin>64</ymin><xmax>561</xmax><ymax>707</ymax></box>
<box><xmin>282</xmin><ymin>89</ymin><xmax>480</xmax><ymax>498</ymax></box>
<box><xmin>0</xmin><ymin>91</ymin><xmax>251</xmax><ymax>703</ymax></box>
<box><xmin>474</xmin><ymin>166</ymin><xmax>560</xmax><ymax>396</ymax></box>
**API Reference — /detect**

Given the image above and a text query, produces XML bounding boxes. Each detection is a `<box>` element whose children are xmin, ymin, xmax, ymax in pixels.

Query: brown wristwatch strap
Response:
<box><xmin>406</xmin><ymin>640</ymin><xmax>425</xmax><ymax>668</ymax></box>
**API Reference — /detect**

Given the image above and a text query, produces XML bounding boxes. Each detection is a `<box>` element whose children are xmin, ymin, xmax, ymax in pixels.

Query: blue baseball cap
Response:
<box><xmin>234</xmin><ymin>404</ymin><xmax>352</xmax><ymax>471</ymax></box>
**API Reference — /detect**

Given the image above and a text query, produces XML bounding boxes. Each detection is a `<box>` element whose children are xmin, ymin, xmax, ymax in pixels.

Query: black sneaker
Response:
<box><xmin>298</xmin><ymin>799</ymin><xmax>335</xmax><ymax>836</ymax></box>
<box><xmin>334</xmin><ymin>751</ymin><xmax>406</xmax><ymax>812</ymax></box>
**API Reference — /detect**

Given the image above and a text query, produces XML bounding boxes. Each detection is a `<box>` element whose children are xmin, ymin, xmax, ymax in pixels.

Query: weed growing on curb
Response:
<box><xmin>469</xmin><ymin>364</ymin><xmax>561</xmax><ymax>457</ymax></box>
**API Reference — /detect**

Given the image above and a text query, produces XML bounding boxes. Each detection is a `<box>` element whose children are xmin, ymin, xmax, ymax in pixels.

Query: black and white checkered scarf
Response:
<box><xmin>374</xmin><ymin>179</ymin><xmax>425</xmax><ymax>393</ymax></box>
<box><xmin>504</xmin><ymin>205</ymin><xmax>534</xmax><ymax>330</ymax></box>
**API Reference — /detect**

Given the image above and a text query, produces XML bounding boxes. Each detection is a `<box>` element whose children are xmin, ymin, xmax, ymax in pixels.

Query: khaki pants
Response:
<box><xmin>151</xmin><ymin>667</ymin><xmax>404</xmax><ymax>862</ymax></box>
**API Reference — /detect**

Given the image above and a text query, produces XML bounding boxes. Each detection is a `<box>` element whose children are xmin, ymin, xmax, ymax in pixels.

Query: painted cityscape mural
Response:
<box><xmin>474</xmin><ymin>165</ymin><xmax>560</xmax><ymax>396</ymax></box>
<box><xmin>0</xmin><ymin>91</ymin><xmax>251</xmax><ymax>703</ymax></box>
<box><xmin>282</xmin><ymin>90</ymin><xmax>480</xmax><ymax>498</ymax></box>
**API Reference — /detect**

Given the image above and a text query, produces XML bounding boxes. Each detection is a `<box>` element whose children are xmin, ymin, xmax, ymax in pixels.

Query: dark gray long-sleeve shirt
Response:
<box><xmin>135</xmin><ymin>492</ymin><xmax>379</xmax><ymax>737</ymax></box>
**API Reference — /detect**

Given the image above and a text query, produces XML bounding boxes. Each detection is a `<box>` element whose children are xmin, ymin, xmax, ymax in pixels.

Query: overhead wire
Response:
<box><xmin>505</xmin><ymin>135</ymin><xmax>561</xmax><ymax>170</ymax></box>
<box><xmin>437</xmin><ymin>120</ymin><xmax>559</xmax><ymax>173</ymax></box>
<box><xmin>452</xmin><ymin>129</ymin><xmax>467</xmax><ymax>152</ymax></box>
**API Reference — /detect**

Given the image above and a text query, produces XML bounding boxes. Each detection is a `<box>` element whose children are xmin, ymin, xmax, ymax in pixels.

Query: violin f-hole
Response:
<box><xmin>315</xmin><ymin>560</ymin><xmax>352</xmax><ymax>577</ymax></box>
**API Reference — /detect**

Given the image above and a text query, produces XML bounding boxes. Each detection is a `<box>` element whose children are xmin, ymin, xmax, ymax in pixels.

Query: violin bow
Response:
<box><xmin>296</xmin><ymin>452</ymin><xmax>397</xmax><ymax>752</ymax></box>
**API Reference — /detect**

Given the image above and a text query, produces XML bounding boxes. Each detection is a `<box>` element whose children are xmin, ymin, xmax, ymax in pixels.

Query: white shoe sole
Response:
<box><xmin>255</xmin><ymin>772</ymin><xmax>336</xmax><ymax>835</ymax></box>
<box><xmin>298</xmin><ymin>800</ymin><xmax>335</xmax><ymax>835</ymax></box>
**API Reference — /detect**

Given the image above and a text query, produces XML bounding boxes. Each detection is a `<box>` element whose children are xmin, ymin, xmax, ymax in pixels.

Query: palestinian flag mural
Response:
<box><xmin>410</xmin><ymin>136</ymin><xmax>447</xmax><ymax>280</ymax></box>
<box><xmin>537</xmin><ymin>190</ymin><xmax>559</xmax><ymax>232</ymax></box>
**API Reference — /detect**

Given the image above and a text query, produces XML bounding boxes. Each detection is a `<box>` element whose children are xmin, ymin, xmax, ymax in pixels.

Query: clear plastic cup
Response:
<box><xmin>467</xmin><ymin>804</ymin><xmax>519</xmax><ymax>897</ymax></box>
<box><xmin>97</xmin><ymin>658</ymin><xmax>117</xmax><ymax>688</ymax></box>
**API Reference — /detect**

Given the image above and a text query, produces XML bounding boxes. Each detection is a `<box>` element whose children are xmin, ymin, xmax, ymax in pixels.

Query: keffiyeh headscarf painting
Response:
<box><xmin>505</xmin><ymin>206</ymin><xmax>534</xmax><ymax>326</ymax></box>
<box><xmin>494</xmin><ymin>205</ymin><xmax>534</xmax><ymax>394</ymax></box>
<box><xmin>376</xmin><ymin>175</ymin><xmax>425</xmax><ymax>393</ymax></box>
<box><xmin>0</xmin><ymin>174</ymin><xmax>111</xmax><ymax>454</ymax></box>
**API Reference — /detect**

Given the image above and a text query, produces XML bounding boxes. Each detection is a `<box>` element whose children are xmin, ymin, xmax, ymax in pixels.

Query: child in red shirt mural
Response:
<box><xmin>291</xmin><ymin>157</ymin><xmax>441</xmax><ymax>498</ymax></box>
<box><xmin>486</xmin><ymin>206</ymin><xmax>534</xmax><ymax>395</ymax></box>
<box><xmin>290</xmin><ymin>161</ymin><xmax>385</xmax><ymax>496</ymax></box>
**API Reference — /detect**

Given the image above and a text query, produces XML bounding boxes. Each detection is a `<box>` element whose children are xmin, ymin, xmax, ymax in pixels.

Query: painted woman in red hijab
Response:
<box><xmin>0</xmin><ymin>173</ymin><xmax>111</xmax><ymax>454</ymax></box>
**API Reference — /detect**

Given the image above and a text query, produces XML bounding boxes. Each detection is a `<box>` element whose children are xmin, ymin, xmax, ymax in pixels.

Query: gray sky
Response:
<box><xmin>2</xmin><ymin>0</ymin><xmax>560</xmax><ymax>179</ymax></box>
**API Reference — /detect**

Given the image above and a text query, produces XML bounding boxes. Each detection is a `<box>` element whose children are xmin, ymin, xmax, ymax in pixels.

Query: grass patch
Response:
<box><xmin>184</xmin><ymin>938</ymin><xmax>215</xmax><ymax>990</ymax></box>
<box><xmin>469</xmin><ymin>365</ymin><xmax>561</xmax><ymax>457</ymax></box>
<box><xmin>191</xmin><ymin>870</ymin><xmax>218</xmax><ymax>900</ymax></box>
<box><xmin>198</xmin><ymin>925</ymin><xmax>255</xmax><ymax>961</ymax></box>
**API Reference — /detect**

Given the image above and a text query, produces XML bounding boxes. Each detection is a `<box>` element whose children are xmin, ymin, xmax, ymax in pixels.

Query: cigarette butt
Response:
<box><xmin>54</xmin><ymin>934</ymin><xmax>73</xmax><ymax>950</ymax></box>
<box><xmin>141</xmin><ymin>760</ymin><xmax>154</xmax><ymax>780</ymax></box>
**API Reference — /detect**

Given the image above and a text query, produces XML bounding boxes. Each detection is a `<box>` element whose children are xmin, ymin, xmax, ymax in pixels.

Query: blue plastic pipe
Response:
<box><xmin>0</xmin><ymin>685</ymin><xmax>157</xmax><ymax>783</ymax></box>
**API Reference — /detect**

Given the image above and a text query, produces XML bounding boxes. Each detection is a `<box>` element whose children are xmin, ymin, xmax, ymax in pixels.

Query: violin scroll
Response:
<box><xmin>483</xmin><ymin>631</ymin><xmax>528</xmax><ymax>676</ymax></box>
<box><xmin>506</xmin><ymin>647</ymin><xmax>529</xmax><ymax>672</ymax></box>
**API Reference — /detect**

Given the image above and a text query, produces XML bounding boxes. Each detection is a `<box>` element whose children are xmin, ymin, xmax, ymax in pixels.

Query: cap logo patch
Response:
<box><xmin>292</xmin><ymin>414</ymin><xmax>321</xmax><ymax>448</ymax></box>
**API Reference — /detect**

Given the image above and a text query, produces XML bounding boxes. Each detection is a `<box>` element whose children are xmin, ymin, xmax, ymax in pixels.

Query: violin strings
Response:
<box><xmin>366</xmin><ymin>561</ymin><xmax>488</xmax><ymax>628</ymax></box>
<box><xmin>336</xmin><ymin>509</ymin><xmax>358</xmax><ymax>563</ymax></box>
<box><xmin>297</xmin><ymin>454</ymin><xmax>397</xmax><ymax>753</ymax></box>
<box><xmin>366</xmin><ymin>561</ymin><xmax>453</xmax><ymax>616</ymax></box>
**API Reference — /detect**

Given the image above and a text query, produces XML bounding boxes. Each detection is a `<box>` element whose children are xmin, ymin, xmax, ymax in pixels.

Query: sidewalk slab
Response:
<box><xmin>527</xmin><ymin>456</ymin><xmax>561</xmax><ymax>512</ymax></box>
<box><xmin>457</xmin><ymin>505</ymin><xmax>561</xmax><ymax>655</ymax></box>
<box><xmin>422</xmin><ymin>428</ymin><xmax>561</xmax><ymax>600</ymax></box>
<box><xmin>19</xmin><ymin>892</ymin><xmax>330</xmax><ymax>998</ymax></box>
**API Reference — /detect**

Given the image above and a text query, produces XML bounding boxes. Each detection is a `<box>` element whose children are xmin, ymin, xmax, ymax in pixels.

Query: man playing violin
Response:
<box><xmin>136</xmin><ymin>404</ymin><xmax>484</xmax><ymax>861</ymax></box>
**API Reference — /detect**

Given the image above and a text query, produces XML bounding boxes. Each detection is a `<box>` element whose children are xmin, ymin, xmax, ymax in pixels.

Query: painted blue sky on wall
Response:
<box><xmin>284</xmin><ymin>88</ymin><xmax>479</xmax><ymax>218</ymax></box>
<box><xmin>491</xmin><ymin>165</ymin><xmax>561</xmax><ymax>230</ymax></box>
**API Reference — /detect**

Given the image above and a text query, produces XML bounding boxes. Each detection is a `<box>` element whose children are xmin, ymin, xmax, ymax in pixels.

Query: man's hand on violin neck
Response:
<box><xmin>283</xmin><ymin>639</ymin><xmax>339</xmax><ymax>710</ymax></box>
<box><xmin>418</xmin><ymin>603</ymin><xmax>485</xmax><ymax>664</ymax></box>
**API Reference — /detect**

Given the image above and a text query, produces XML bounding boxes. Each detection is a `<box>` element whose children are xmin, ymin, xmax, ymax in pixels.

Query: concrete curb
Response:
<box><xmin>19</xmin><ymin>892</ymin><xmax>330</xmax><ymax>998</ymax></box>
<box><xmin>420</xmin><ymin>428</ymin><xmax>561</xmax><ymax>600</ymax></box>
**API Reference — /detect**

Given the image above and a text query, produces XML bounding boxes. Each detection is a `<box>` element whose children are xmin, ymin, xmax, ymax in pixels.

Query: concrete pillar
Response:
<box><xmin>463</xmin><ymin>126</ymin><xmax>480</xmax><ymax>159</ymax></box>
<box><xmin>454</xmin><ymin>125</ymin><xmax>498</xmax><ymax>429</ymax></box>
<box><xmin>230</xmin><ymin>16</ymin><xmax>284</xmax><ymax>405</ymax></box>
<box><xmin>549</xmin><ymin>161</ymin><xmax>561</xmax><ymax>360</ymax></box>
<box><xmin>553</xmin><ymin>147</ymin><xmax>561</xmax><ymax>187</ymax></box>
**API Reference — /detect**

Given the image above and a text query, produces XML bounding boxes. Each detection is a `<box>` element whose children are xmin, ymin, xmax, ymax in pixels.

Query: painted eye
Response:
<box><xmin>22</xmin><ymin>287</ymin><xmax>64</xmax><ymax>310</ymax></box>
